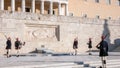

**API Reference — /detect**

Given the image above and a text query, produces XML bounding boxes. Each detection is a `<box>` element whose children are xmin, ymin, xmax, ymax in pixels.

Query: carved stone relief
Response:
<box><xmin>25</xmin><ymin>23</ymin><xmax>60</xmax><ymax>42</ymax></box>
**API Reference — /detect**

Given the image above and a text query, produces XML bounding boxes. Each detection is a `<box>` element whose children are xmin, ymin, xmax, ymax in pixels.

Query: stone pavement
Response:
<box><xmin>0</xmin><ymin>52</ymin><xmax>120</xmax><ymax>68</ymax></box>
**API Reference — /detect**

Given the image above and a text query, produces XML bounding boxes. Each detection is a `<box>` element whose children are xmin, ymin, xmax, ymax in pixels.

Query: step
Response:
<box><xmin>46</xmin><ymin>64</ymin><xmax>84</xmax><ymax>68</ymax></box>
<box><xmin>85</xmin><ymin>59</ymin><xmax>120</xmax><ymax>68</ymax></box>
<box><xmin>85</xmin><ymin>59</ymin><xmax>120</xmax><ymax>64</ymax></box>
<box><xmin>1</xmin><ymin>62</ymin><xmax>83</xmax><ymax>68</ymax></box>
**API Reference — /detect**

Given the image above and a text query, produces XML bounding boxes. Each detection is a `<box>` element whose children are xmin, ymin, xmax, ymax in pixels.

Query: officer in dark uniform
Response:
<box><xmin>96</xmin><ymin>36</ymin><xmax>108</xmax><ymax>68</ymax></box>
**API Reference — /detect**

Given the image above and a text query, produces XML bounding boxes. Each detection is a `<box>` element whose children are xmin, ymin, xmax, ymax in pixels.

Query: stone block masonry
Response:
<box><xmin>0</xmin><ymin>10</ymin><xmax>120</xmax><ymax>55</ymax></box>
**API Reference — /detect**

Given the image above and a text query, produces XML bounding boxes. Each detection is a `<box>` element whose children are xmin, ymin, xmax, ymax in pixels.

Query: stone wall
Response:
<box><xmin>0</xmin><ymin>10</ymin><xmax>120</xmax><ymax>55</ymax></box>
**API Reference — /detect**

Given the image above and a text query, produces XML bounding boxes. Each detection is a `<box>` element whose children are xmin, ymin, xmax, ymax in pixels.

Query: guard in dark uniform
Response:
<box><xmin>15</xmin><ymin>38</ymin><xmax>21</xmax><ymax>57</ymax></box>
<box><xmin>96</xmin><ymin>36</ymin><xmax>108</xmax><ymax>68</ymax></box>
<box><xmin>87</xmin><ymin>38</ymin><xmax>92</xmax><ymax>55</ymax></box>
<box><xmin>6</xmin><ymin>37</ymin><xmax>12</xmax><ymax>58</ymax></box>
<box><xmin>73</xmin><ymin>37</ymin><xmax>78</xmax><ymax>55</ymax></box>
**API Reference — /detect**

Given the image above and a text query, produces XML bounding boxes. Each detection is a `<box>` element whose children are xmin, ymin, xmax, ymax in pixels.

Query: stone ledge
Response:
<box><xmin>0</xmin><ymin>10</ymin><xmax>120</xmax><ymax>26</ymax></box>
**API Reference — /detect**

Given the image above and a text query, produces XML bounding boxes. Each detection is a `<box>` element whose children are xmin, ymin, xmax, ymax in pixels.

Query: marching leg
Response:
<box><xmin>103</xmin><ymin>57</ymin><xmax>107</xmax><ymax>68</ymax></box>
<box><xmin>17</xmin><ymin>49</ymin><xmax>19</xmax><ymax>57</ymax></box>
<box><xmin>101</xmin><ymin>57</ymin><xmax>104</xmax><ymax>68</ymax></box>
<box><xmin>101</xmin><ymin>57</ymin><xmax>107</xmax><ymax>68</ymax></box>
<box><xmin>6</xmin><ymin>50</ymin><xmax>9</xmax><ymax>58</ymax></box>
<box><xmin>75</xmin><ymin>49</ymin><xmax>77</xmax><ymax>55</ymax></box>
<box><xmin>89</xmin><ymin>48</ymin><xmax>92</xmax><ymax>55</ymax></box>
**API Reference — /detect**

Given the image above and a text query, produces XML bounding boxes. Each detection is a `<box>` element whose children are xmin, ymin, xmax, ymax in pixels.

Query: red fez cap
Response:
<box><xmin>101</xmin><ymin>35</ymin><xmax>105</xmax><ymax>39</ymax></box>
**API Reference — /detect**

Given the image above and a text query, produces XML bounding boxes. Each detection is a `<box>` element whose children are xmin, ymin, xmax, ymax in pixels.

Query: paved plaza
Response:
<box><xmin>0</xmin><ymin>52</ymin><xmax>120</xmax><ymax>68</ymax></box>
